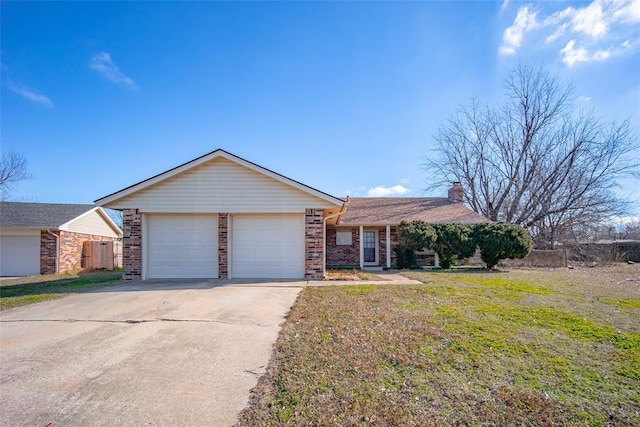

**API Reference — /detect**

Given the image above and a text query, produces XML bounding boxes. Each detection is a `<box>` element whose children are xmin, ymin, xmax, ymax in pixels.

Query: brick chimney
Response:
<box><xmin>448</xmin><ymin>182</ymin><xmax>464</xmax><ymax>203</ymax></box>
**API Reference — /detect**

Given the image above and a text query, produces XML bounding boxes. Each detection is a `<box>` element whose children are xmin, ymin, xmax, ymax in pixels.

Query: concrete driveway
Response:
<box><xmin>0</xmin><ymin>280</ymin><xmax>303</xmax><ymax>427</ymax></box>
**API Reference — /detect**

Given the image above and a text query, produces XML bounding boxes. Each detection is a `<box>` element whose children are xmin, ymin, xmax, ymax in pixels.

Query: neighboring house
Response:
<box><xmin>95</xmin><ymin>149</ymin><xmax>487</xmax><ymax>281</ymax></box>
<box><xmin>0</xmin><ymin>202</ymin><xmax>122</xmax><ymax>276</ymax></box>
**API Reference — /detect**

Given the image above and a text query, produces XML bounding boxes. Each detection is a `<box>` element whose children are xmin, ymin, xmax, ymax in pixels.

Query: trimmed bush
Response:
<box><xmin>431</xmin><ymin>223</ymin><xmax>477</xmax><ymax>269</ymax></box>
<box><xmin>395</xmin><ymin>220</ymin><xmax>437</xmax><ymax>269</ymax></box>
<box><xmin>474</xmin><ymin>223</ymin><xmax>533</xmax><ymax>269</ymax></box>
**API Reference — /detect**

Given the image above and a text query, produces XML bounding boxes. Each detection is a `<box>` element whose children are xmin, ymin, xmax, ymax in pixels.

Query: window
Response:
<box><xmin>336</xmin><ymin>231</ymin><xmax>352</xmax><ymax>245</ymax></box>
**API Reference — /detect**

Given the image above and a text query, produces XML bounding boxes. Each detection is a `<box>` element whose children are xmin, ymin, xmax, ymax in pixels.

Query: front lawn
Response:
<box><xmin>0</xmin><ymin>271</ymin><xmax>122</xmax><ymax>311</ymax></box>
<box><xmin>238</xmin><ymin>265</ymin><xmax>640</xmax><ymax>426</ymax></box>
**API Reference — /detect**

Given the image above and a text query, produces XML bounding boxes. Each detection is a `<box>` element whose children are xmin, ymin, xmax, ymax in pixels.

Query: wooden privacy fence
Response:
<box><xmin>82</xmin><ymin>241</ymin><xmax>115</xmax><ymax>270</ymax></box>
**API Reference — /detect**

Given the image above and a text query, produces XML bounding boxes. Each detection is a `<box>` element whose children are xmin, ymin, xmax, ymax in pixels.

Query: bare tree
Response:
<box><xmin>0</xmin><ymin>150</ymin><xmax>32</xmax><ymax>200</ymax></box>
<box><xmin>425</xmin><ymin>62</ymin><xmax>639</xmax><ymax>248</ymax></box>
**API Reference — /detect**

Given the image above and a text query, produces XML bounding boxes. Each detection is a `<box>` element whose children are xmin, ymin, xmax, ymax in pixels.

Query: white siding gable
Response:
<box><xmin>62</xmin><ymin>209</ymin><xmax>121</xmax><ymax>238</ymax></box>
<box><xmin>106</xmin><ymin>157</ymin><xmax>339</xmax><ymax>213</ymax></box>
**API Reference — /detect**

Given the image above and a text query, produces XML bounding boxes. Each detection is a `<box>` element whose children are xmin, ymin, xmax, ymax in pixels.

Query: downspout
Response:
<box><xmin>45</xmin><ymin>229</ymin><xmax>59</xmax><ymax>274</ymax></box>
<box><xmin>322</xmin><ymin>201</ymin><xmax>348</xmax><ymax>277</ymax></box>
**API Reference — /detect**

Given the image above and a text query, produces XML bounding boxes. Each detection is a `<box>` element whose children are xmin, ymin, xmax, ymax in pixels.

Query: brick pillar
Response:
<box><xmin>305</xmin><ymin>208</ymin><xmax>324</xmax><ymax>280</ymax></box>
<box><xmin>122</xmin><ymin>209</ymin><xmax>142</xmax><ymax>281</ymax></box>
<box><xmin>218</xmin><ymin>213</ymin><xmax>228</xmax><ymax>279</ymax></box>
<box><xmin>40</xmin><ymin>230</ymin><xmax>58</xmax><ymax>274</ymax></box>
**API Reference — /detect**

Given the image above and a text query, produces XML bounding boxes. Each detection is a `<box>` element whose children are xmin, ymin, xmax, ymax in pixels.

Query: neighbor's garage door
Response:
<box><xmin>147</xmin><ymin>214</ymin><xmax>218</xmax><ymax>279</ymax></box>
<box><xmin>0</xmin><ymin>233</ymin><xmax>40</xmax><ymax>276</ymax></box>
<box><xmin>232</xmin><ymin>214</ymin><xmax>304</xmax><ymax>279</ymax></box>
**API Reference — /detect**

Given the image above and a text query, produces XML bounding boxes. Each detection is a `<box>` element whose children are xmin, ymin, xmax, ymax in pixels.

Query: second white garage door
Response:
<box><xmin>232</xmin><ymin>214</ymin><xmax>305</xmax><ymax>279</ymax></box>
<box><xmin>148</xmin><ymin>214</ymin><xmax>218</xmax><ymax>279</ymax></box>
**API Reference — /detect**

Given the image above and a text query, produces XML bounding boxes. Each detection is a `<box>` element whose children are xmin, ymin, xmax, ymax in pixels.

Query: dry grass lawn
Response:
<box><xmin>238</xmin><ymin>265</ymin><xmax>640</xmax><ymax>426</ymax></box>
<box><xmin>324</xmin><ymin>269</ymin><xmax>385</xmax><ymax>281</ymax></box>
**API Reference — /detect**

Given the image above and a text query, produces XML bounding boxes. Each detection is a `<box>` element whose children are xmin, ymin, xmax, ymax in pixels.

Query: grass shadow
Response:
<box><xmin>0</xmin><ymin>271</ymin><xmax>122</xmax><ymax>310</ymax></box>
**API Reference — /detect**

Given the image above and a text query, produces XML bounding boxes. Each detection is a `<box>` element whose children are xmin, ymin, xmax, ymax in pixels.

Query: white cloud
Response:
<box><xmin>366</xmin><ymin>185</ymin><xmax>410</xmax><ymax>197</ymax></box>
<box><xmin>90</xmin><ymin>52</ymin><xmax>138</xmax><ymax>89</ymax></box>
<box><xmin>560</xmin><ymin>40</ymin><xmax>611</xmax><ymax>66</ymax></box>
<box><xmin>570</xmin><ymin>0</ymin><xmax>608</xmax><ymax>38</ymax></box>
<box><xmin>500</xmin><ymin>0</ymin><xmax>640</xmax><ymax>65</ymax></box>
<box><xmin>500</xmin><ymin>6</ymin><xmax>539</xmax><ymax>55</ymax></box>
<box><xmin>5</xmin><ymin>79</ymin><xmax>53</xmax><ymax>108</ymax></box>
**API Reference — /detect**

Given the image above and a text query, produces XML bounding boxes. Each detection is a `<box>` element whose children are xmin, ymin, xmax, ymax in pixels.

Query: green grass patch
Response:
<box><xmin>601</xmin><ymin>297</ymin><xmax>640</xmax><ymax>309</ymax></box>
<box><xmin>345</xmin><ymin>284</ymin><xmax>378</xmax><ymax>296</ymax></box>
<box><xmin>0</xmin><ymin>272</ymin><xmax>122</xmax><ymax>310</ymax></box>
<box><xmin>239</xmin><ymin>266</ymin><xmax>640</xmax><ymax>426</ymax></box>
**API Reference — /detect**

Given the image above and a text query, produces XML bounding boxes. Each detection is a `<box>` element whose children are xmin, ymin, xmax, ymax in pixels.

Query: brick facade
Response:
<box><xmin>60</xmin><ymin>231</ymin><xmax>118</xmax><ymax>272</ymax></box>
<box><xmin>218</xmin><ymin>213</ymin><xmax>228</xmax><ymax>279</ymax></box>
<box><xmin>326</xmin><ymin>226</ymin><xmax>361</xmax><ymax>267</ymax></box>
<box><xmin>40</xmin><ymin>231</ymin><xmax>58</xmax><ymax>274</ymax></box>
<box><xmin>40</xmin><ymin>230</ymin><xmax>119</xmax><ymax>275</ymax></box>
<box><xmin>304</xmin><ymin>209</ymin><xmax>324</xmax><ymax>280</ymax></box>
<box><xmin>326</xmin><ymin>225</ymin><xmax>415</xmax><ymax>268</ymax></box>
<box><xmin>122</xmin><ymin>209</ymin><xmax>142</xmax><ymax>281</ymax></box>
<box><xmin>390</xmin><ymin>226</ymin><xmax>399</xmax><ymax>266</ymax></box>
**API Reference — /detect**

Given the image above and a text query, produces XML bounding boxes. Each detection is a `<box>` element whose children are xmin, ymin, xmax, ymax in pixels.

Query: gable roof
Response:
<box><xmin>0</xmin><ymin>202</ymin><xmax>96</xmax><ymax>228</ymax></box>
<box><xmin>94</xmin><ymin>149</ymin><xmax>344</xmax><ymax>207</ymax></box>
<box><xmin>336</xmin><ymin>197</ymin><xmax>489</xmax><ymax>226</ymax></box>
<box><xmin>0</xmin><ymin>202</ymin><xmax>120</xmax><ymax>234</ymax></box>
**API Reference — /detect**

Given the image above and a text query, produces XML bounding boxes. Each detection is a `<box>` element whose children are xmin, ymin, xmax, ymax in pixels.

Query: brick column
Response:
<box><xmin>122</xmin><ymin>209</ymin><xmax>142</xmax><ymax>281</ymax></box>
<box><xmin>305</xmin><ymin>209</ymin><xmax>324</xmax><ymax>280</ymax></box>
<box><xmin>218</xmin><ymin>213</ymin><xmax>228</xmax><ymax>279</ymax></box>
<box><xmin>40</xmin><ymin>230</ymin><xmax>58</xmax><ymax>274</ymax></box>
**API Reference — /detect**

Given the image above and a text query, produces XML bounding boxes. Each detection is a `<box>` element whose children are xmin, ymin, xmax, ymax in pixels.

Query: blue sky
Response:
<box><xmin>2</xmin><ymin>1</ymin><xmax>639</xmax><ymax>214</ymax></box>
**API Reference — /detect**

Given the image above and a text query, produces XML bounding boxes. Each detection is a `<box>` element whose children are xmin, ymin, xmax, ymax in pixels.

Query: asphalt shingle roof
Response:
<box><xmin>337</xmin><ymin>197</ymin><xmax>489</xmax><ymax>225</ymax></box>
<box><xmin>0</xmin><ymin>202</ymin><xmax>96</xmax><ymax>228</ymax></box>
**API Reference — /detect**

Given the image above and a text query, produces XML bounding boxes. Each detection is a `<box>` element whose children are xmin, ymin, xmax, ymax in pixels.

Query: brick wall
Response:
<box><xmin>378</xmin><ymin>228</ymin><xmax>388</xmax><ymax>267</ymax></box>
<box><xmin>326</xmin><ymin>225</ymin><xmax>404</xmax><ymax>268</ymax></box>
<box><xmin>499</xmin><ymin>249</ymin><xmax>567</xmax><ymax>268</ymax></box>
<box><xmin>305</xmin><ymin>209</ymin><xmax>324</xmax><ymax>280</ymax></box>
<box><xmin>122</xmin><ymin>209</ymin><xmax>142</xmax><ymax>281</ymax></box>
<box><xmin>59</xmin><ymin>231</ymin><xmax>118</xmax><ymax>273</ymax></box>
<box><xmin>218</xmin><ymin>213</ymin><xmax>228</xmax><ymax>279</ymax></box>
<box><xmin>40</xmin><ymin>231</ymin><xmax>58</xmax><ymax>274</ymax></box>
<box><xmin>326</xmin><ymin>226</ymin><xmax>360</xmax><ymax>267</ymax></box>
<box><xmin>390</xmin><ymin>226</ymin><xmax>399</xmax><ymax>266</ymax></box>
<box><xmin>40</xmin><ymin>230</ymin><xmax>119</xmax><ymax>274</ymax></box>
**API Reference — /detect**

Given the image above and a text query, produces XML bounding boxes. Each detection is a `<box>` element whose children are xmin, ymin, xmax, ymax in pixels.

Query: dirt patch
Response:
<box><xmin>324</xmin><ymin>269</ymin><xmax>384</xmax><ymax>281</ymax></box>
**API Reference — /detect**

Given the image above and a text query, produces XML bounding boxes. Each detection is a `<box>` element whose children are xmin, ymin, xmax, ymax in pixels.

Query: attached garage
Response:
<box><xmin>232</xmin><ymin>214</ymin><xmax>304</xmax><ymax>279</ymax></box>
<box><xmin>147</xmin><ymin>214</ymin><xmax>218</xmax><ymax>279</ymax></box>
<box><xmin>95</xmin><ymin>149</ymin><xmax>345</xmax><ymax>281</ymax></box>
<box><xmin>0</xmin><ymin>232</ymin><xmax>40</xmax><ymax>276</ymax></box>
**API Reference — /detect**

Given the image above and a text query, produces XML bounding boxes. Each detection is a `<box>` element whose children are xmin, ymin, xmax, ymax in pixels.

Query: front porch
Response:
<box><xmin>326</xmin><ymin>225</ymin><xmax>438</xmax><ymax>269</ymax></box>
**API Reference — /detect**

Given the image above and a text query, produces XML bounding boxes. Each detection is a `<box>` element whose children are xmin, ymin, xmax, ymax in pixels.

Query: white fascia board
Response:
<box><xmin>94</xmin><ymin>149</ymin><xmax>344</xmax><ymax>208</ymax></box>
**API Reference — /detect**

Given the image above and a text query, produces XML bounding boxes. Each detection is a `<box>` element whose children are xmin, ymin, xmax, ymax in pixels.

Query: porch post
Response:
<box><xmin>359</xmin><ymin>225</ymin><xmax>364</xmax><ymax>269</ymax></box>
<box><xmin>386</xmin><ymin>225</ymin><xmax>391</xmax><ymax>268</ymax></box>
<box><xmin>434</xmin><ymin>252</ymin><xmax>440</xmax><ymax>268</ymax></box>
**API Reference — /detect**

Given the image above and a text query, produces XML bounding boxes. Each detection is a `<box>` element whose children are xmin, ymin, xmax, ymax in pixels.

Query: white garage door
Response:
<box><xmin>148</xmin><ymin>214</ymin><xmax>218</xmax><ymax>279</ymax></box>
<box><xmin>0</xmin><ymin>234</ymin><xmax>40</xmax><ymax>276</ymax></box>
<box><xmin>232</xmin><ymin>214</ymin><xmax>305</xmax><ymax>279</ymax></box>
